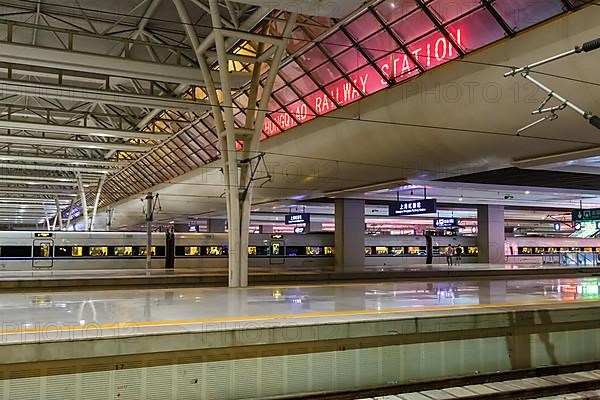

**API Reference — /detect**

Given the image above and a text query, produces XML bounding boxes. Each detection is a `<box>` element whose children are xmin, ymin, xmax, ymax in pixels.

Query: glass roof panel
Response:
<box><xmin>492</xmin><ymin>0</ymin><xmax>566</xmax><ymax>32</ymax></box>
<box><xmin>375</xmin><ymin>0</ymin><xmax>419</xmax><ymax>24</ymax></box>
<box><xmin>390</xmin><ymin>9</ymin><xmax>437</xmax><ymax>44</ymax></box>
<box><xmin>446</xmin><ymin>7</ymin><xmax>507</xmax><ymax>53</ymax></box>
<box><xmin>290</xmin><ymin>74</ymin><xmax>319</xmax><ymax>95</ymax></box>
<box><xmin>322</xmin><ymin>30</ymin><xmax>353</xmax><ymax>57</ymax></box>
<box><xmin>346</xmin><ymin>12</ymin><xmax>382</xmax><ymax>42</ymax></box>
<box><xmin>361</xmin><ymin>29</ymin><xmax>399</xmax><ymax>60</ymax></box>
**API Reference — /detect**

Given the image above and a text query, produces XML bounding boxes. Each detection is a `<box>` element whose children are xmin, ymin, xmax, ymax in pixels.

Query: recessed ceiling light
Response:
<box><xmin>525</xmin><ymin>191</ymin><xmax>531</xmax><ymax>195</ymax></box>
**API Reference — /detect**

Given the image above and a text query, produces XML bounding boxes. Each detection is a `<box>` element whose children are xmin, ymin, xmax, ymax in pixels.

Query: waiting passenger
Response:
<box><xmin>446</xmin><ymin>245</ymin><xmax>454</xmax><ymax>266</ymax></box>
<box><xmin>455</xmin><ymin>245</ymin><xmax>463</xmax><ymax>265</ymax></box>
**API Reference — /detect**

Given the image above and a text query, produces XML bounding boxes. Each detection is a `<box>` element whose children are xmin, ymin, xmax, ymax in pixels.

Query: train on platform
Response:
<box><xmin>0</xmin><ymin>231</ymin><xmax>600</xmax><ymax>271</ymax></box>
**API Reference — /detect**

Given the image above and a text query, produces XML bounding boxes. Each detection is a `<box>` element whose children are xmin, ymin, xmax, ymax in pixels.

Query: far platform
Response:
<box><xmin>0</xmin><ymin>263</ymin><xmax>598</xmax><ymax>291</ymax></box>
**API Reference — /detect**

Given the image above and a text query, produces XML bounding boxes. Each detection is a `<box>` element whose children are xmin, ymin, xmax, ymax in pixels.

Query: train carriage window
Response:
<box><xmin>596</xmin><ymin>248</ymin><xmax>600</xmax><ymax>253</ymax></box>
<box><xmin>139</xmin><ymin>246</ymin><xmax>157</xmax><ymax>256</ymax></box>
<box><xmin>286</xmin><ymin>246</ymin><xmax>302</xmax><ymax>256</ymax></box>
<box><xmin>89</xmin><ymin>247</ymin><xmax>108</xmax><ymax>257</ymax></box>
<box><xmin>248</xmin><ymin>246</ymin><xmax>257</xmax><ymax>256</ymax></box>
<box><xmin>270</xmin><ymin>242</ymin><xmax>282</xmax><ymax>256</ymax></box>
<box><xmin>584</xmin><ymin>247</ymin><xmax>593</xmax><ymax>253</ymax></box>
<box><xmin>255</xmin><ymin>246</ymin><xmax>269</xmax><ymax>256</ymax></box>
<box><xmin>407</xmin><ymin>246</ymin><xmax>422</xmax><ymax>255</ymax></box>
<box><xmin>534</xmin><ymin>247</ymin><xmax>545</xmax><ymax>254</ymax></box>
<box><xmin>365</xmin><ymin>247</ymin><xmax>372</xmax><ymax>255</ymax></box>
<box><xmin>390</xmin><ymin>247</ymin><xmax>404</xmax><ymax>256</ymax></box>
<box><xmin>520</xmin><ymin>247</ymin><xmax>532</xmax><ymax>254</ymax></box>
<box><xmin>324</xmin><ymin>247</ymin><xmax>335</xmax><ymax>256</ymax></box>
<box><xmin>205</xmin><ymin>246</ymin><xmax>223</xmax><ymax>256</ymax></box>
<box><xmin>2</xmin><ymin>246</ymin><xmax>32</xmax><ymax>258</ymax></box>
<box><xmin>306</xmin><ymin>247</ymin><xmax>323</xmax><ymax>256</ymax></box>
<box><xmin>114</xmin><ymin>247</ymin><xmax>133</xmax><ymax>256</ymax></box>
<box><xmin>468</xmin><ymin>247</ymin><xmax>478</xmax><ymax>255</ymax></box>
<box><xmin>33</xmin><ymin>244</ymin><xmax>51</xmax><ymax>257</ymax></box>
<box><xmin>375</xmin><ymin>246</ymin><xmax>389</xmax><ymax>255</ymax></box>
<box><xmin>185</xmin><ymin>246</ymin><xmax>199</xmax><ymax>256</ymax></box>
<box><xmin>72</xmin><ymin>247</ymin><xmax>83</xmax><ymax>257</ymax></box>
<box><xmin>55</xmin><ymin>247</ymin><xmax>70</xmax><ymax>257</ymax></box>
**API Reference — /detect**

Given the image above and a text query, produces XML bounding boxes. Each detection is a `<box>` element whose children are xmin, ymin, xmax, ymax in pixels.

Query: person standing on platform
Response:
<box><xmin>446</xmin><ymin>244</ymin><xmax>455</xmax><ymax>266</ymax></box>
<box><xmin>455</xmin><ymin>244</ymin><xmax>463</xmax><ymax>266</ymax></box>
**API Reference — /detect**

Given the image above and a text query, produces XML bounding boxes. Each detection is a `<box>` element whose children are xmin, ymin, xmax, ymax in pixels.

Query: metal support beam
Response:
<box><xmin>0</xmin><ymin>154</ymin><xmax>124</xmax><ymax>167</ymax></box>
<box><xmin>89</xmin><ymin>174</ymin><xmax>107</xmax><ymax>231</ymax></box>
<box><xmin>0</xmin><ymin>41</ymin><xmax>251</xmax><ymax>87</ymax></box>
<box><xmin>0</xmin><ymin>78</ymin><xmax>209</xmax><ymax>112</ymax></box>
<box><xmin>0</xmin><ymin>163</ymin><xmax>111</xmax><ymax>174</ymax></box>
<box><xmin>76</xmin><ymin>172</ymin><xmax>88</xmax><ymax>231</ymax></box>
<box><xmin>0</xmin><ymin>120</ymin><xmax>170</xmax><ymax>141</ymax></box>
<box><xmin>0</xmin><ymin>135</ymin><xmax>155</xmax><ymax>151</ymax></box>
<box><xmin>0</xmin><ymin>188</ymin><xmax>77</xmax><ymax>196</ymax></box>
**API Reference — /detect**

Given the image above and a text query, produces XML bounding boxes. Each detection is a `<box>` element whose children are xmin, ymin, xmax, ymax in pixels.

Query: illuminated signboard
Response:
<box><xmin>572</xmin><ymin>208</ymin><xmax>600</xmax><ymax>221</ymax></box>
<box><xmin>264</xmin><ymin>30</ymin><xmax>466</xmax><ymax>135</ymax></box>
<box><xmin>389</xmin><ymin>199</ymin><xmax>436</xmax><ymax>217</ymax></box>
<box><xmin>285</xmin><ymin>213</ymin><xmax>310</xmax><ymax>225</ymax></box>
<box><xmin>34</xmin><ymin>232</ymin><xmax>53</xmax><ymax>238</ymax></box>
<box><xmin>554</xmin><ymin>223</ymin><xmax>561</xmax><ymax>232</ymax></box>
<box><xmin>294</xmin><ymin>226</ymin><xmax>307</xmax><ymax>234</ymax></box>
<box><xmin>434</xmin><ymin>218</ymin><xmax>459</xmax><ymax>228</ymax></box>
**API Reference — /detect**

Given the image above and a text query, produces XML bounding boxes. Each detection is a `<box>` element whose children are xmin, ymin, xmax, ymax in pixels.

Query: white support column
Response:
<box><xmin>173</xmin><ymin>0</ymin><xmax>296</xmax><ymax>287</ymax></box>
<box><xmin>65</xmin><ymin>197</ymin><xmax>75</xmax><ymax>230</ymax></box>
<box><xmin>75</xmin><ymin>172</ymin><xmax>89</xmax><ymax>231</ymax></box>
<box><xmin>477</xmin><ymin>205</ymin><xmax>505</xmax><ymax>265</ymax></box>
<box><xmin>89</xmin><ymin>174</ymin><xmax>107</xmax><ymax>231</ymax></box>
<box><xmin>334</xmin><ymin>199</ymin><xmax>366</xmax><ymax>272</ymax></box>
<box><xmin>44</xmin><ymin>206</ymin><xmax>51</xmax><ymax>231</ymax></box>
<box><xmin>55</xmin><ymin>197</ymin><xmax>63</xmax><ymax>230</ymax></box>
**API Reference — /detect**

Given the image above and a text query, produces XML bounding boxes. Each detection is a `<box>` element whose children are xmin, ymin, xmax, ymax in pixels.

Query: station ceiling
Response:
<box><xmin>0</xmin><ymin>0</ymin><xmax>596</xmax><ymax>227</ymax></box>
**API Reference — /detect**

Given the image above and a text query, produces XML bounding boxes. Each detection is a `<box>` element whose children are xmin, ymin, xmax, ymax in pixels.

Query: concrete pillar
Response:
<box><xmin>334</xmin><ymin>199</ymin><xmax>365</xmax><ymax>272</ymax></box>
<box><xmin>207</xmin><ymin>218</ymin><xmax>227</xmax><ymax>233</ymax></box>
<box><xmin>259</xmin><ymin>225</ymin><xmax>274</xmax><ymax>234</ymax></box>
<box><xmin>477</xmin><ymin>205</ymin><xmax>505</xmax><ymax>264</ymax></box>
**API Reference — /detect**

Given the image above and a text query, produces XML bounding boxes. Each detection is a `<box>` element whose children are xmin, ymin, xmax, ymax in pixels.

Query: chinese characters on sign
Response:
<box><xmin>285</xmin><ymin>213</ymin><xmax>311</xmax><ymax>225</ymax></box>
<box><xmin>434</xmin><ymin>218</ymin><xmax>459</xmax><ymax>228</ymax></box>
<box><xmin>389</xmin><ymin>199</ymin><xmax>437</xmax><ymax>216</ymax></box>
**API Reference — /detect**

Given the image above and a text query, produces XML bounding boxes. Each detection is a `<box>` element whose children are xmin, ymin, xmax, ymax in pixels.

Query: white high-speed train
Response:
<box><xmin>0</xmin><ymin>231</ymin><xmax>480</xmax><ymax>271</ymax></box>
<box><xmin>2</xmin><ymin>231</ymin><xmax>599</xmax><ymax>271</ymax></box>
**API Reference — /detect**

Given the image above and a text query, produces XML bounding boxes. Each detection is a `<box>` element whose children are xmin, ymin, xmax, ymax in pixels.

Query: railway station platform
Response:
<box><xmin>1</xmin><ymin>263</ymin><xmax>599</xmax><ymax>291</ymax></box>
<box><xmin>2</xmin><ymin>278</ymin><xmax>600</xmax><ymax>399</ymax></box>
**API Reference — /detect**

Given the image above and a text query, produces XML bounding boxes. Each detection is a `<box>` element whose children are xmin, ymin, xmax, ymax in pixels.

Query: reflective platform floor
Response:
<box><xmin>2</xmin><ymin>276</ymin><xmax>600</xmax><ymax>344</ymax></box>
<box><xmin>0</xmin><ymin>262</ymin><xmax>593</xmax><ymax>280</ymax></box>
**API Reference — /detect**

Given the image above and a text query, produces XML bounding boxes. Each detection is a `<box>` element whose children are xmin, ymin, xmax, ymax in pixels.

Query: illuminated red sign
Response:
<box><xmin>263</xmin><ymin>29</ymin><xmax>464</xmax><ymax>135</ymax></box>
